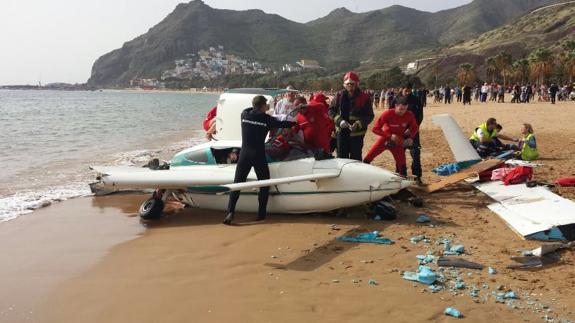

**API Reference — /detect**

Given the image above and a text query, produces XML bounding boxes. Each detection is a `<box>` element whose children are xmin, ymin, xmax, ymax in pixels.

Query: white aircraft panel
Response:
<box><xmin>432</xmin><ymin>114</ymin><xmax>481</xmax><ymax>162</ymax></box>
<box><xmin>215</xmin><ymin>93</ymin><xmax>274</xmax><ymax>141</ymax></box>
<box><xmin>475</xmin><ymin>181</ymin><xmax>575</xmax><ymax>237</ymax></box>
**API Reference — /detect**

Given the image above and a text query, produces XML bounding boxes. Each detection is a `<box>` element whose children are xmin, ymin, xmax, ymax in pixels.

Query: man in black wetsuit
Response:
<box><xmin>223</xmin><ymin>95</ymin><xmax>296</xmax><ymax>225</ymax></box>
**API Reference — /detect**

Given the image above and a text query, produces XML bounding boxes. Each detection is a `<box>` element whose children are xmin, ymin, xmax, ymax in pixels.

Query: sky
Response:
<box><xmin>0</xmin><ymin>0</ymin><xmax>472</xmax><ymax>85</ymax></box>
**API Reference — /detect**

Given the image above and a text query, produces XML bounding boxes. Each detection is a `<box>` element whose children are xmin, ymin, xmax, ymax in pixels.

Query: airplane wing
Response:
<box><xmin>90</xmin><ymin>166</ymin><xmax>339</xmax><ymax>191</ymax></box>
<box><xmin>432</xmin><ymin>114</ymin><xmax>481</xmax><ymax>163</ymax></box>
<box><xmin>208</xmin><ymin>173</ymin><xmax>339</xmax><ymax>193</ymax></box>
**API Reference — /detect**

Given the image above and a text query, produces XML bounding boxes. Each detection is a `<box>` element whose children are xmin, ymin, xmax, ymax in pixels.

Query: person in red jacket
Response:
<box><xmin>363</xmin><ymin>96</ymin><xmax>418</xmax><ymax>176</ymax></box>
<box><xmin>294</xmin><ymin>96</ymin><xmax>333</xmax><ymax>154</ymax></box>
<box><xmin>203</xmin><ymin>106</ymin><xmax>217</xmax><ymax>140</ymax></box>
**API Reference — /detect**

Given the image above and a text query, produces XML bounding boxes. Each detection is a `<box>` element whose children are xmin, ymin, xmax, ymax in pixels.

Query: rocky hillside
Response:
<box><xmin>88</xmin><ymin>0</ymin><xmax>558</xmax><ymax>87</ymax></box>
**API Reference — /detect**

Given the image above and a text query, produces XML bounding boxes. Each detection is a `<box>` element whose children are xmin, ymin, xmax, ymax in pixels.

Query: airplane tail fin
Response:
<box><xmin>432</xmin><ymin>114</ymin><xmax>481</xmax><ymax>163</ymax></box>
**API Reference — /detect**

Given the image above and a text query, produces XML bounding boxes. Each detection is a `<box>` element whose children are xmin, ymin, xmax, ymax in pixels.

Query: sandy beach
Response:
<box><xmin>1</xmin><ymin>100</ymin><xmax>574</xmax><ymax>323</ymax></box>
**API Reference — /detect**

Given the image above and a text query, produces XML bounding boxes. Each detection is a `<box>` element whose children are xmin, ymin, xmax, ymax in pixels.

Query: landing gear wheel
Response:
<box><xmin>139</xmin><ymin>197</ymin><xmax>165</xmax><ymax>220</ymax></box>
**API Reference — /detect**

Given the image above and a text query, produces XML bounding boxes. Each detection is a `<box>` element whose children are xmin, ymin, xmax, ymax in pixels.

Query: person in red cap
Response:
<box><xmin>363</xmin><ymin>96</ymin><xmax>418</xmax><ymax>176</ymax></box>
<box><xmin>328</xmin><ymin>72</ymin><xmax>374</xmax><ymax>160</ymax></box>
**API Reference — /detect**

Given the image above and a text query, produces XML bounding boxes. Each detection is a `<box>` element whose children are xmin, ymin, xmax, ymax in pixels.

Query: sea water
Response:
<box><xmin>0</xmin><ymin>89</ymin><xmax>217</xmax><ymax>222</ymax></box>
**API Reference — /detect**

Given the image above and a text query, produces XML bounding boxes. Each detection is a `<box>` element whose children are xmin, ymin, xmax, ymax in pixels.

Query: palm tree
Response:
<box><xmin>457</xmin><ymin>63</ymin><xmax>476</xmax><ymax>85</ymax></box>
<box><xmin>485</xmin><ymin>56</ymin><xmax>498</xmax><ymax>83</ymax></box>
<box><xmin>528</xmin><ymin>48</ymin><xmax>554</xmax><ymax>85</ymax></box>
<box><xmin>494</xmin><ymin>52</ymin><xmax>513</xmax><ymax>87</ymax></box>
<box><xmin>512</xmin><ymin>59</ymin><xmax>530</xmax><ymax>84</ymax></box>
<box><xmin>561</xmin><ymin>40</ymin><xmax>575</xmax><ymax>83</ymax></box>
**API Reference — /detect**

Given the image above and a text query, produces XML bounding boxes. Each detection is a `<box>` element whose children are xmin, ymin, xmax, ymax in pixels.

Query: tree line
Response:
<box><xmin>456</xmin><ymin>41</ymin><xmax>575</xmax><ymax>86</ymax></box>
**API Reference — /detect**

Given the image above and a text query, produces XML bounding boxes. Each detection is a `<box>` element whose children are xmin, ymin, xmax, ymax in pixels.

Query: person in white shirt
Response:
<box><xmin>480</xmin><ymin>83</ymin><xmax>489</xmax><ymax>103</ymax></box>
<box><xmin>274</xmin><ymin>85</ymin><xmax>298</xmax><ymax>121</ymax></box>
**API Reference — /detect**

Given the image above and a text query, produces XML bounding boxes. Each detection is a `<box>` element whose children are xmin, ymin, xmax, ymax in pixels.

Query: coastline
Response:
<box><xmin>1</xmin><ymin>100</ymin><xmax>574</xmax><ymax>322</ymax></box>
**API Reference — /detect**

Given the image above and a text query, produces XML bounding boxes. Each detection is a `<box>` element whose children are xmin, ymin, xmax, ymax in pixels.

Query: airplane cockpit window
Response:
<box><xmin>212</xmin><ymin>147</ymin><xmax>241</xmax><ymax>164</ymax></box>
<box><xmin>184</xmin><ymin>149</ymin><xmax>209</xmax><ymax>164</ymax></box>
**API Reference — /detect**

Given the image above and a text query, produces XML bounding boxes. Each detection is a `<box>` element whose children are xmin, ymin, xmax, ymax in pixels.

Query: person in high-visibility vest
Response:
<box><xmin>518</xmin><ymin>123</ymin><xmax>539</xmax><ymax>161</ymax></box>
<box><xmin>469</xmin><ymin>118</ymin><xmax>517</xmax><ymax>157</ymax></box>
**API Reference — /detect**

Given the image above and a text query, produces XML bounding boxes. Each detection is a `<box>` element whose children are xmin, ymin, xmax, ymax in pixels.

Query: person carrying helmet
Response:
<box><xmin>328</xmin><ymin>72</ymin><xmax>374</xmax><ymax>161</ymax></box>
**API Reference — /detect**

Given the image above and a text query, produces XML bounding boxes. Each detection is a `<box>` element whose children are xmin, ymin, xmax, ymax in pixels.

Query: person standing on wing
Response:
<box><xmin>328</xmin><ymin>72</ymin><xmax>374</xmax><ymax>161</ymax></box>
<box><xmin>224</xmin><ymin>95</ymin><xmax>296</xmax><ymax>225</ymax></box>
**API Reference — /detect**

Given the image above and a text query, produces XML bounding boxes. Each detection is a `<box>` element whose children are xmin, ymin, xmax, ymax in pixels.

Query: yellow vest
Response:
<box><xmin>521</xmin><ymin>133</ymin><xmax>539</xmax><ymax>161</ymax></box>
<box><xmin>470</xmin><ymin>123</ymin><xmax>498</xmax><ymax>142</ymax></box>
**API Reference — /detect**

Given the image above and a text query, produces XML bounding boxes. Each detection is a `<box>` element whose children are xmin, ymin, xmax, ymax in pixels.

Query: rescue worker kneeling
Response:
<box><xmin>224</xmin><ymin>95</ymin><xmax>296</xmax><ymax>225</ymax></box>
<box><xmin>363</xmin><ymin>96</ymin><xmax>418</xmax><ymax>176</ymax></box>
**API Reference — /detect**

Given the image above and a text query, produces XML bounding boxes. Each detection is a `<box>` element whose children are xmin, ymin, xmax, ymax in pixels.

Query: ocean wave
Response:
<box><xmin>0</xmin><ymin>133</ymin><xmax>207</xmax><ymax>223</ymax></box>
<box><xmin>0</xmin><ymin>183</ymin><xmax>91</xmax><ymax>223</ymax></box>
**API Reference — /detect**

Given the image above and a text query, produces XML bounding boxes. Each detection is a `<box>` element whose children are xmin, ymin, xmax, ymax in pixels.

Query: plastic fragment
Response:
<box><xmin>488</xmin><ymin>267</ymin><xmax>497</xmax><ymax>275</ymax></box>
<box><xmin>444</xmin><ymin>307</ymin><xmax>462</xmax><ymax>318</ymax></box>
<box><xmin>416</xmin><ymin>214</ymin><xmax>431</xmax><ymax>223</ymax></box>
<box><xmin>505</xmin><ymin>291</ymin><xmax>518</xmax><ymax>299</ymax></box>
<box><xmin>368</xmin><ymin>279</ymin><xmax>378</xmax><ymax>286</ymax></box>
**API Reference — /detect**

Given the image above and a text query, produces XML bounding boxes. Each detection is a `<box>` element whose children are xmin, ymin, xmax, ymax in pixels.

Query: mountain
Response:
<box><xmin>418</xmin><ymin>2</ymin><xmax>575</xmax><ymax>81</ymax></box>
<box><xmin>88</xmin><ymin>0</ymin><xmax>559</xmax><ymax>87</ymax></box>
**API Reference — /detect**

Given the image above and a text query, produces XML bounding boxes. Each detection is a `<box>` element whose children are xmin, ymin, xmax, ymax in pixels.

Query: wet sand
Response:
<box><xmin>2</xmin><ymin>100</ymin><xmax>575</xmax><ymax>322</ymax></box>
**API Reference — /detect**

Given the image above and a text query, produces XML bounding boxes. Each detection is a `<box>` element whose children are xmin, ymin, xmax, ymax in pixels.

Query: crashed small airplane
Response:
<box><xmin>433</xmin><ymin>114</ymin><xmax>575</xmax><ymax>241</ymax></box>
<box><xmin>90</xmin><ymin>89</ymin><xmax>412</xmax><ymax>219</ymax></box>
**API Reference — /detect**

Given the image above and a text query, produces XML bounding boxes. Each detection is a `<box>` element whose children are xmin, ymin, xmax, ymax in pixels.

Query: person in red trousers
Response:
<box><xmin>294</xmin><ymin>96</ymin><xmax>333</xmax><ymax>154</ymax></box>
<box><xmin>363</xmin><ymin>96</ymin><xmax>418</xmax><ymax>176</ymax></box>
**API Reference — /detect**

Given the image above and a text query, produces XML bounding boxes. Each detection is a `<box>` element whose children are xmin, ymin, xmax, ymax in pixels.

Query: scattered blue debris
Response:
<box><xmin>337</xmin><ymin>231</ymin><xmax>394</xmax><ymax>245</ymax></box>
<box><xmin>416</xmin><ymin>254</ymin><xmax>436</xmax><ymax>265</ymax></box>
<box><xmin>444</xmin><ymin>307</ymin><xmax>462</xmax><ymax>318</ymax></box>
<box><xmin>416</xmin><ymin>214</ymin><xmax>431</xmax><ymax>223</ymax></box>
<box><xmin>403</xmin><ymin>266</ymin><xmax>437</xmax><ymax>285</ymax></box>
<box><xmin>496</xmin><ymin>293</ymin><xmax>505</xmax><ymax>303</ymax></box>
<box><xmin>368</xmin><ymin>279</ymin><xmax>378</xmax><ymax>286</ymax></box>
<box><xmin>444</xmin><ymin>244</ymin><xmax>465</xmax><ymax>255</ymax></box>
<box><xmin>488</xmin><ymin>267</ymin><xmax>497</xmax><ymax>275</ymax></box>
<box><xmin>504</xmin><ymin>291</ymin><xmax>518</xmax><ymax>299</ymax></box>
<box><xmin>469</xmin><ymin>286</ymin><xmax>480</xmax><ymax>298</ymax></box>
<box><xmin>455</xmin><ymin>281</ymin><xmax>466</xmax><ymax>290</ymax></box>
<box><xmin>410</xmin><ymin>235</ymin><xmax>430</xmax><ymax>244</ymax></box>
<box><xmin>430</xmin><ymin>284</ymin><xmax>444</xmax><ymax>293</ymax></box>
<box><xmin>526</xmin><ymin>227</ymin><xmax>566</xmax><ymax>241</ymax></box>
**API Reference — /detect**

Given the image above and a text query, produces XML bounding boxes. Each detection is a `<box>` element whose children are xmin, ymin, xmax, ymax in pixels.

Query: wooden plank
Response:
<box><xmin>424</xmin><ymin>159</ymin><xmax>504</xmax><ymax>193</ymax></box>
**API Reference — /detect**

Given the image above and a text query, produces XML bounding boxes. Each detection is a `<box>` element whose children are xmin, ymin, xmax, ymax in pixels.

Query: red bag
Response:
<box><xmin>503</xmin><ymin>166</ymin><xmax>533</xmax><ymax>185</ymax></box>
<box><xmin>555</xmin><ymin>177</ymin><xmax>575</xmax><ymax>187</ymax></box>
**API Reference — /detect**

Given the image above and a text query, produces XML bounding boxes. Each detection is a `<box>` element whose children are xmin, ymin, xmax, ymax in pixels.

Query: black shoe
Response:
<box><xmin>255</xmin><ymin>215</ymin><xmax>266</xmax><ymax>222</ymax></box>
<box><xmin>223</xmin><ymin>213</ymin><xmax>234</xmax><ymax>225</ymax></box>
<box><xmin>415</xmin><ymin>177</ymin><xmax>423</xmax><ymax>186</ymax></box>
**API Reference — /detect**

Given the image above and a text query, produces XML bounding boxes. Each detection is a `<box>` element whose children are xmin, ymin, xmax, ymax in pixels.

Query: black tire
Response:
<box><xmin>139</xmin><ymin>198</ymin><xmax>165</xmax><ymax>220</ymax></box>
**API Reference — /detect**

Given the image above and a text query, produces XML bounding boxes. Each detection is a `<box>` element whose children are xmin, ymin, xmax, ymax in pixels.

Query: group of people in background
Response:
<box><xmin>415</xmin><ymin>83</ymin><xmax>574</xmax><ymax>106</ymax></box>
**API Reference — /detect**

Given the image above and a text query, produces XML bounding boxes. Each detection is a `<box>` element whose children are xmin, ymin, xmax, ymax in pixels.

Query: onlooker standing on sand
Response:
<box><xmin>480</xmin><ymin>83</ymin><xmax>489</xmax><ymax>103</ymax></box>
<box><xmin>497</xmin><ymin>85</ymin><xmax>505</xmax><ymax>103</ymax></box>
<box><xmin>463</xmin><ymin>85</ymin><xmax>472</xmax><ymax>105</ymax></box>
<box><xmin>328</xmin><ymin>72</ymin><xmax>374</xmax><ymax>161</ymax></box>
<box><xmin>224</xmin><ymin>96</ymin><xmax>296</xmax><ymax>225</ymax></box>
<box><xmin>549</xmin><ymin>83</ymin><xmax>559</xmax><ymax>104</ymax></box>
<box><xmin>444</xmin><ymin>85</ymin><xmax>452</xmax><ymax>104</ymax></box>
<box><xmin>363</xmin><ymin>96</ymin><xmax>418</xmax><ymax>176</ymax></box>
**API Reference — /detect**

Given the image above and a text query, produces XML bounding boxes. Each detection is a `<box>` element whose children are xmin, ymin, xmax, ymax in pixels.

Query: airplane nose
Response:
<box><xmin>400</xmin><ymin>179</ymin><xmax>413</xmax><ymax>190</ymax></box>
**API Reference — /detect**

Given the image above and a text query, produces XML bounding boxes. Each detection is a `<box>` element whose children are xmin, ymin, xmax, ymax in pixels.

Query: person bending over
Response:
<box><xmin>363</xmin><ymin>96</ymin><xmax>418</xmax><ymax>176</ymax></box>
<box><xmin>469</xmin><ymin>118</ymin><xmax>517</xmax><ymax>158</ymax></box>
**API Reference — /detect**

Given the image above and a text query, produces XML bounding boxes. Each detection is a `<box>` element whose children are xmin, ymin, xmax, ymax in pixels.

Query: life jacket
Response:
<box><xmin>521</xmin><ymin>133</ymin><xmax>539</xmax><ymax>161</ymax></box>
<box><xmin>470</xmin><ymin>123</ymin><xmax>498</xmax><ymax>142</ymax></box>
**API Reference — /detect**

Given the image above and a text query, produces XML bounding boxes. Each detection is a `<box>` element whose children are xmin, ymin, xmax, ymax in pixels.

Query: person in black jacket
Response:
<box><xmin>328</xmin><ymin>72</ymin><xmax>374</xmax><ymax>161</ymax></box>
<box><xmin>391</xmin><ymin>85</ymin><xmax>424</xmax><ymax>185</ymax></box>
<box><xmin>224</xmin><ymin>95</ymin><xmax>296</xmax><ymax>225</ymax></box>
